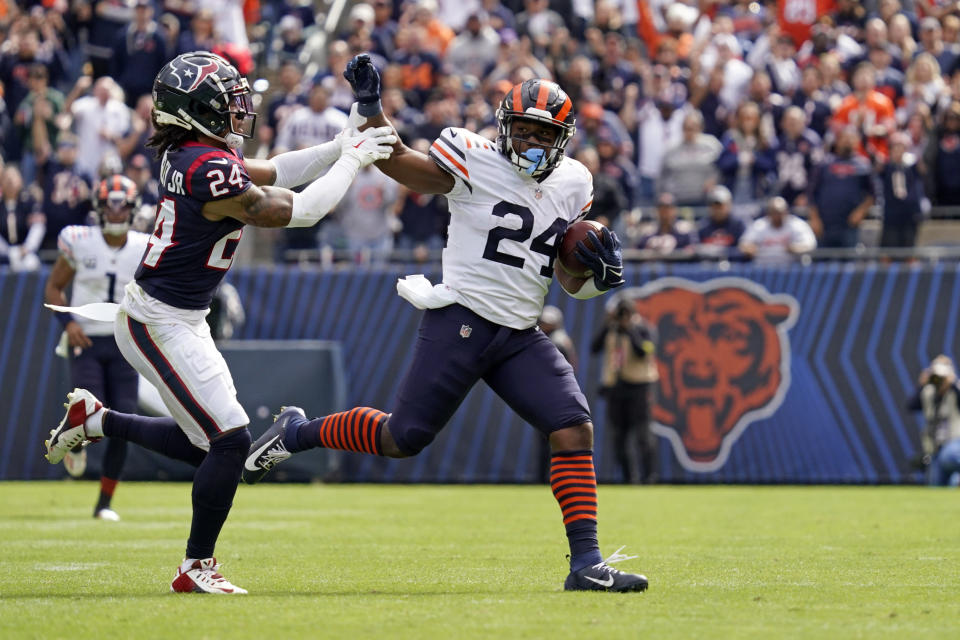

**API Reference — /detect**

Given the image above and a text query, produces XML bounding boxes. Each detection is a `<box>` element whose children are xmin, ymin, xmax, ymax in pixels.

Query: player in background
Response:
<box><xmin>43</xmin><ymin>51</ymin><xmax>397</xmax><ymax>594</ymax></box>
<box><xmin>45</xmin><ymin>175</ymin><xmax>149</xmax><ymax>520</ymax></box>
<box><xmin>245</xmin><ymin>55</ymin><xmax>649</xmax><ymax>593</ymax></box>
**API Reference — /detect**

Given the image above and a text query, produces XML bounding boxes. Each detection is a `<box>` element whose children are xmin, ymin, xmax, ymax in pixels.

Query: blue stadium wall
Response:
<box><xmin>0</xmin><ymin>262</ymin><xmax>951</xmax><ymax>484</ymax></box>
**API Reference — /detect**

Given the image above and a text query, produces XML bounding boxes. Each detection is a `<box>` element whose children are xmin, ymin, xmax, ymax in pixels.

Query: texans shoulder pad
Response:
<box><xmin>185</xmin><ymin>150</ymin><xmax>252</xmax><ymax>202</ymax></box>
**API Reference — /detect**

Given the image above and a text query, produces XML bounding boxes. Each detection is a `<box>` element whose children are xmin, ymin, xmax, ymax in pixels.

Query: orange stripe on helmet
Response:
<box><xmin>535</xmin><ymin>82</ymin><xmax>551</xmax><ymax>110</ymax></box>
<box><xmin>555</xmin><ymin>96</ymin><xmax>572</xmax><ymax>122</ymax></box>
<box><xmin>511</xmin><ymin>84</ymin><xmax>522</xmax><ymax>113</ymax></box>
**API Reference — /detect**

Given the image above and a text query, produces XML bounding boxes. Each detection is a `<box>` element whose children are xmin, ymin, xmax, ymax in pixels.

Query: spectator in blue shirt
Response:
<box><xmin>776</xmin><ymin>106</ymin><xmax>823</xmax><ymax>206</ymax></box>
<box><xmin>791</xmin><ymin>65</ymin><xmax>833</xmax><ymax>139</ymax></box>
<box><xmin>111</xmin><ymin>0</ymin><xmax>169</xmax><ymax>107</ymax></box>
<box><xmin>924</xmin><ymin>100</ymin><xmax>960</xmax><ymax>205</ymax></box>
<box><xmin>716</xmin><ymin>101</ymin><xmax>778</xmax><ymax>203</ymax></box>
<box><xmin>880</xmin><ymin>132</ymin><xmax>926</xmax><ymax>248</ymax></box>
<box><xmin>39</xmin><ymin>135</ymin><xmax>92</xmax><ymax>252</ymax></box>
<box><xmin>808</xmin><ymin>127</ymin><xmax>876</xmax><ymax>248</ymax></box>
<box><xmin>637</xmin><ymin>192</ymin><xmax>697</xmax><ymax>256</ymax></box>
<box><xmin>697</xmin><ymin>185</ymin><xmax>746</xmax><ymax>258</ymax></box>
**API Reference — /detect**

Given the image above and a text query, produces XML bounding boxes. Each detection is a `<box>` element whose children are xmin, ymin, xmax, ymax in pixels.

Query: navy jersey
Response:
<box><xmin>135</xmin><ymin>141</ymin><xmax>251</xmax><ymax>310</ymax></box>
<box><xmin>809</xmin><ymin>154</ymin><xmax>874</xmax><ymax>228</ymax></box>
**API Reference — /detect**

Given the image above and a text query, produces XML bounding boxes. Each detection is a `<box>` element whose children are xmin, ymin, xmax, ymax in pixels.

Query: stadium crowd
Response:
<box><xmin>2</xmin><ymin>0</ymin><xmax>960</xmax><ymax>267</ymax></box>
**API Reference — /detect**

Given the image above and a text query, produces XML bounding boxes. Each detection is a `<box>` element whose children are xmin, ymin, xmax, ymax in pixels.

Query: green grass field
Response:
<box><xmin>0</xmin><ymin>482</ymin><xmax>956</xmax><ymax>639</ymax></box>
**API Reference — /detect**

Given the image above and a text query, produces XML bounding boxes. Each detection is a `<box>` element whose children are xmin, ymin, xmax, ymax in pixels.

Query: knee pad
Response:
<box><xmin>388</xmin><ymin>419</ymin><xmax>435</xmax><ymax>457</ymax></box>
<box><xmin>209</xmin><ymin>427</ymin><xmax>251</xmax><ymax>462</ymax></box>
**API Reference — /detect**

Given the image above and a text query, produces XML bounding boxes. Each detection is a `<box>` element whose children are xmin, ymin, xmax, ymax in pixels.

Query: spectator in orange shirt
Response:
<box><xmin>404</xmin><ymin>0</ymin><xmax>454</xmax><ymax>56</ymax></box>
<box><xmin>832</xmin><ymin>62</ymin><xmax>896</xmax><ymax>160</ymax></box>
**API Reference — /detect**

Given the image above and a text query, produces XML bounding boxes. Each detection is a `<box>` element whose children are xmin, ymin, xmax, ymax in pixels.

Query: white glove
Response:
<box><xmin>347</xmin><ymin>102</ymin><xmax>368</xmax><ymax>130</ymax></box>
<box><xmin>338</xmin><ymin>126</ymin><xmax>397</xmax><ymax>167</ymax></box>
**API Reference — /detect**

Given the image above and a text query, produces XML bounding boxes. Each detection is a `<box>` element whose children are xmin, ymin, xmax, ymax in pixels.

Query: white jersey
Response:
<box><xmin>58</xmin><ymin>225</ymin><xmax>150</xmax><ymax>335</ymax></box>
<box><xmin>739</xmin><ymin>215</ymin><xmax>817</xmax><ymax>266</ymax></box>
<box><xmin>430</xmin><ymin>127</ymin><xmax>593</xmax><ymax>329</ymax></box>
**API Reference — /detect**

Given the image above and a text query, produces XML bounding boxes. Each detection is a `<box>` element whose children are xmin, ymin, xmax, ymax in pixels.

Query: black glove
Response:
<box><xmin>343</xmin><ymin>54</ymin><xmax>382</xmax><ymax>116</ymax></box>
<box><xmin>575</xmin><ymin>227</ymin><xmax>625</xmax><ymax>291</ymax></box>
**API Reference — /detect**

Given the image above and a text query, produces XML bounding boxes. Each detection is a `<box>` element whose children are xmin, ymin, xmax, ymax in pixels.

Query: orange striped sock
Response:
<box><xmin>302</xmin><ymin>407</ymin><xmax>386</xmax><ymax>455</ymax></box>
<box><xmin>100</xmin><ymin>477</ymin><xmax>118</xmax><ymax>497</ymax></box>
<box><xmin>551</xmin><ymin>450</ymin><xmax>601</xmax><ymax>570</ymax></box>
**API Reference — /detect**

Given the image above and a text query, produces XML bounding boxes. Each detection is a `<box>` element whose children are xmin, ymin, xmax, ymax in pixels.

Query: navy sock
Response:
<box><xmin>550</xmin><ymin>450</ymin><xmax>603</xmax><ymax>572</ymax></box>
<box><xmin>280</xmin><ymin>413</ymin><xmax>308</xmax><ymax>452</ymax></box>
<box><xmin>185</xmin><ymin>428</ymin><xmax>250</xmax><ymax>560</ymax></box>
<box><xmin>103</xmin><ymin>411</ymin><xmax>206</xmax><ymax>467</ymax></box>
<box><xmin>100</xmin><ymin>436</ymin><xmax>128</xmax><ymax>479</ymax></box>
<box><xmin>95</xmin><ymin>438</ymin><xmax>128</xmax><ymax>512</ymax></box>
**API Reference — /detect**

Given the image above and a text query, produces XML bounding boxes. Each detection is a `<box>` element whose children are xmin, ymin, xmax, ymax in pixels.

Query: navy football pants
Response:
<box><xmin>389</xmin><ymin>304</ymin><xmax>591</xmax><ymax>455</ymax></box>
<box><xmin>69</xmin><ymin>336</ymin><xmax>138</xmax><ymax>479</ymax></box>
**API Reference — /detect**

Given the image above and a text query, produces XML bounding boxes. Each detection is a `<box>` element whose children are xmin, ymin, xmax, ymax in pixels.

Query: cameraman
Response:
<box><xmin>908</xmin><ymin>355</ymin><xmax>960</xmax><ymax>487</ymax></box>
<box><xmin>591</xmin><ymin>299</ymin><xmax>659</xmax><ymax>484</ymax></box>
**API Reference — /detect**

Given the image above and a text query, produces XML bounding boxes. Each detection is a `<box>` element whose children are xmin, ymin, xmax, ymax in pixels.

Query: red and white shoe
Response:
<box><xmin>63</xmin><ymin>445</ymin><xmax>87</xmax><ymax>478</ymax></box>
<box><xmin>170</xmin><ymin>558</ymin><xmax>247</xmax><ymax>594</ymax></box>
<box><xmin>44</xmin><ymin>389</ymin><xmax>103</xmax><ymax>464</ymax></box>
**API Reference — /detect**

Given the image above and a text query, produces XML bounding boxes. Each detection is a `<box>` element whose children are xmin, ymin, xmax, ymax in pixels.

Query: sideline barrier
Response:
<box><xmin>1</xmin><ymin>262</ymin><xmax>951</xmax><ymax>483</ymax></box>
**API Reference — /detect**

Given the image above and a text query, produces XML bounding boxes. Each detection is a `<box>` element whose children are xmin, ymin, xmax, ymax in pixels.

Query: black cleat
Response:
<box><xmin>242</xmin><ymin>406</ymin><xmax>305</xmax><ymax>484</ymax></box>
<box><xmin>564</xmin><ymin>547</ymin><xmax>649</xmax><ymax>593</ymax></box>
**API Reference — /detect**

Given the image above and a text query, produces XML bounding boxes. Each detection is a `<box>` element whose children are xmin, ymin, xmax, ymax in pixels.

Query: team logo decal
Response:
<box><xmin>628</xmin><ymin>277</ymin><xmax>799</xmax><ymax>472</ymax></box>
<box><xmin>169</xmin><ymin>58</ymin><xmax>220</xmax><ymax>93</ymax></box>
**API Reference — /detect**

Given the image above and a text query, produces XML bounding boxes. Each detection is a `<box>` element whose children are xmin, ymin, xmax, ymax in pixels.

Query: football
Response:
<box><xmin>556</xmin><ymin>220</ymin><xmax>605</xmax><ymax>293</ymax></box>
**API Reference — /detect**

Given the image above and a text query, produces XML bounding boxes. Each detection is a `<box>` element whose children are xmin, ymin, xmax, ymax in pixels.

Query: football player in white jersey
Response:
<box><xmin>44</xmin><ymin>175</ymin><xmax>149</xmax><ymax>520</ymax></box>
<box><xmin>244</xmin><ymin>55</ymin><xmax>649</xmax><ymax>593</ymax></box>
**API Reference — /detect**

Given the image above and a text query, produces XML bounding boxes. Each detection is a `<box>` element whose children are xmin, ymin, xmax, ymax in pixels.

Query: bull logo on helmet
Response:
<box><xmin>627</xmin><ymin>277</ymin><xmax>799</xmax><ymax>472</ymax></box>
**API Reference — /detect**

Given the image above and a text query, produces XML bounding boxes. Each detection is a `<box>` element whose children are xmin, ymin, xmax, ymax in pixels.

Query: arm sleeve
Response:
<box><xmin>287</xmin><ymin>155</ymin><xmax>363</xmax><ymax>227</ymax></box>
<box><xmin>565</xmin><ymin>278</ymin><xmax>609</xmax><ymax>300</ymax></box>
<box><xmin>270</xmin><ymin>140</ymin><xmax>341</xmax><ymax>189</ymax></box>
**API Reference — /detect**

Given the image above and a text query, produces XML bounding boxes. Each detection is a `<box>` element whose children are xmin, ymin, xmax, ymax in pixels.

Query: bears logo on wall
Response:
<box><xmin>628</xmin><ymin>278</ymin><xmax>799</xmax><ymax>472</ymax></box>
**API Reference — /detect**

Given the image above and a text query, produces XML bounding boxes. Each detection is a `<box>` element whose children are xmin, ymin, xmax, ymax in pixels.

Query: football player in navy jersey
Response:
<box><xmin>245</xmin><ymin>55</ymin><xmax>649</xmax><ymax>593</ymax></box>
<box><xmin>43</xmin><ymin>51</ymin><xmax>397</xmax><ymax>594</ymax></box>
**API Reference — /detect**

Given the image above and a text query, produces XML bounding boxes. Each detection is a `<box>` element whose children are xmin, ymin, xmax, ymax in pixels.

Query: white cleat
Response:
<box><xmin>94</xmin><ymin>508</ymin><xmax>120</xmax><ymax>521</ymax></box>
<box><xmin>44</xmin><ymin>389</ymin><xmax>103</xmax><ymax>464</ymax></box>
<box><xmin>63</xmin><ymin>446</ymin><xmax>87</xmax><ymax>478</ymax></box>
<box><xmin>170</xmin><ymin>558</ymin><xmax>247</xmax><ymax>594</ymax></box>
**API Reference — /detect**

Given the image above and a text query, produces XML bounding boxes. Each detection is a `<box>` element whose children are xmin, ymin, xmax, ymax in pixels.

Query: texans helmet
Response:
<box><xmin>152</xmin><ymin>51</ymin><xmax>256</xmax><ymax>149</ymax></box>
<box><xmin>496</xmin><ymin>79</ymin><xmax>576</xmax><ymax>178</ymax></box>
<box><xmin>94</xmin><ymin>174</ymin><xmax>141</xmax><ymax>236</ymax></box>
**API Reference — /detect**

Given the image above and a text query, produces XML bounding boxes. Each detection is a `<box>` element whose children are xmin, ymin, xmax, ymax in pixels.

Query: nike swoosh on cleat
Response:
<box><xmin>585</xmin><ymin>575</ymin><xmax>615</xmax><ymax>588</ymax></box>
<box><xmin>244</xmin><ymin>436</ymin><xmax>281</xmax><ymax>471</ymax></box>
